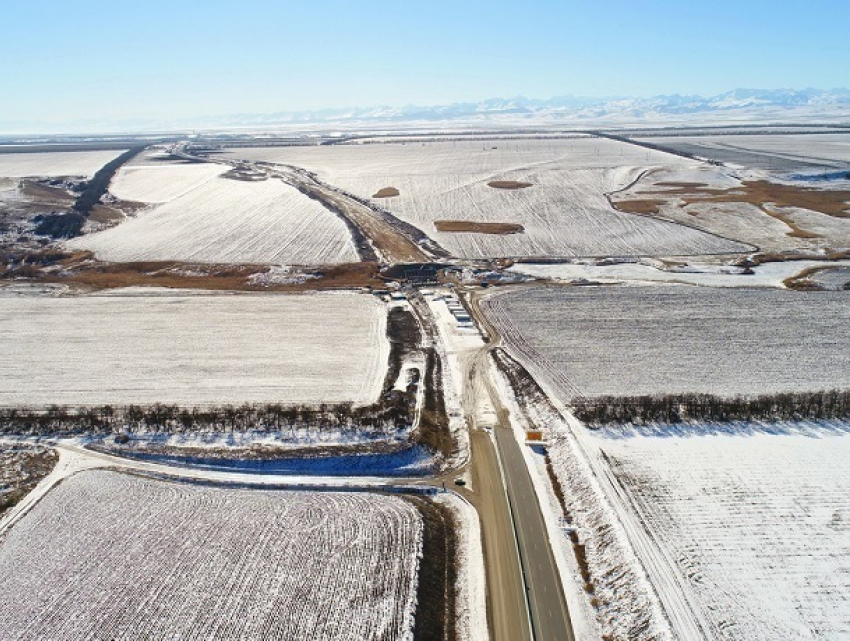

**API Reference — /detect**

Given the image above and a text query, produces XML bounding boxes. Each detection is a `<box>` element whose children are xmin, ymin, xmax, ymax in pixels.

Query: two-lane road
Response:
<box><xmin>493</xmin><ymin>424</ymin><xmax>575</xmax><ymax>640</ymax></box>
<box><xmin>465</xmin><ymin>289</ymin><xmax>575</xmax><ymax>641</ymax></box>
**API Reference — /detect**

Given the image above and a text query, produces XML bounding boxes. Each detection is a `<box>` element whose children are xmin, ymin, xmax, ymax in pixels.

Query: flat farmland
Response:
<box><xmin>109</xmin><ymin>151</ymin><xmax>227</xmax><ymax>203</ymax></box>
<box><xmin>611</xmin><ymin>162</ymin><xmax>850</xmax><ymax>253</ymax></box>
<box><xmin>0</xmin><ymin>470</ymin><xmax>422</xmax><ymax>640</ymax></box>
<box><xmin>0</xmin><ymin>292</ymin><xmax>388</xmax><ymax>407</ymax></box>
<box><xmin>637</xmin><ymin>133</ymin><xmax>850</xmax><ymax>173</ymax></box>
<box><xmin>218</xmin><ymin>139</ymin><xmax>746</xmax><ymax>259</ymax></box>
<box><xmin>66</xmin><ymin>175</ymin><xmax>360</xmax><ymax>265</ymax></box>
<box><xmin>482</xmin><ymin>285</ymin><xmax>850</xmax><ymax>400</ymax></box>
<box><xmin>0</xmin><ymin>150</ymin><xmax>127</xmax><ymax>178</ymax></box>
<box><xmin>586</xmin><ymin>423</ymin><xmax>850</xmax><ymax>640</ymax></box>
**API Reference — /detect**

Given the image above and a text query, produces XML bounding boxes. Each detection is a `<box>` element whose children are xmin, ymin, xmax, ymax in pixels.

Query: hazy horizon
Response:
<box><xmin>3</xmin><ymin>0</ymin><xmax>849</xmax><ymax>134</ymax></box>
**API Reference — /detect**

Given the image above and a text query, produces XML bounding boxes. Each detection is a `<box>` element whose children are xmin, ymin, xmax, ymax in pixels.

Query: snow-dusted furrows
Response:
<box><xmin>482</xmin><ymin>285</ymin><xmax>850</xmax><ymax>400</ymax></box>
<box><xmin>0</xmin><ymin>292</ymin><xmax>389</xmax><ymax>407</ymax></box>
<box><xmin>0</xmin><ymin>150</ymin><xmax>128</xmax><ymax>178</ymax></box>
<box><xmin>591</xmin><ymin>422</ymin><xmax>850</xmax><ymax>640</ymax></box>
<box><xmin>218</xmin><ymin>138</ymin><xmax>747</xmax><ymax>258</ymax></box>
<box><xmin>639</xmin><ymin>133</ymin><xmax>850</xmax><ymax>172</ymax></box>
<box><xmin>109</xmin><ymin>153</ymin><xmax>227</xmax><ymax>203</ymax></box>
<box><xmin>67</xmin><ymin>175</ymin><xmax>359</xmax><ymax>265</ymax></box>
<box><xmin>0</xmin><ymin>470</ymin><xmax>422</xmax><ymax>641</ymax></box>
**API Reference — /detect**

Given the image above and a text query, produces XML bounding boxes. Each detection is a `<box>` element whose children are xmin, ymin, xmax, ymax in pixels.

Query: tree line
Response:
<box><xmin>0</xmin><ymin>397</ymin><xmax>415</xmax><ymax>438</ymax></box>
<box><xmin>34</xmin><ymin>146</ymin><xmax>145</xmax><ymax>239</ymax></box>
<box><xmin>572</xmin><ymin>389</ymin><xmax>850</xmax><ymax>426</ymax></box>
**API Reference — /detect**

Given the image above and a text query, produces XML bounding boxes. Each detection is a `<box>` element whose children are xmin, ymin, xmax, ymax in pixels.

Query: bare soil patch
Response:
<box><xmin>611</xmin><ymin>199</ymin><xmax>665</xmax><ymax>215</ymax></box>
<box><xmin>21</xmin><ymin>181</ymin><xmax>75</xmax><ymax>203</ymax></box>
<box><xmin>614</xmin><ymin>178</ymin><xmax>850</xmax><ymax>242</ymax></box>
<box><xmin>762</xmin><ymin>208</ymin><xmax>822</xmax><ymax>239</ymax></box>
<box><xmin>681</xmin><ymin>180</ymin><xmax>850</xmax><ymax>219</ymax></box>
<box><xmin>487</xmin><ymin>180</ymin><xmax>533</xmax><ymax>190</ymax></box>
<box><xmin>654</xmin><ymin>181</ymin><xmax>709</xmax><ymax>189</ymax></box>
<box><xmin>434</xmin><ymin>220</ymin><xmax>525</xmax><ymax>235</ymax></box>
<box><xmin>372</xmin><ymin>187</ymin><xmax>400</xmax><ymax>198</ymax></box>
<box><xmin>0</xmin><ymin>444</ymin><xmax>57</xmax><ymax>516</ymax></box>
<box><xmin>10</xmin><ymin>253</ymin><xmax>383</xmax><ymax>292</ymax></box>
<box><xmin>87</xmin><ymin>205</ymin><xmax>125</xmax><ymax>225</ymax></box>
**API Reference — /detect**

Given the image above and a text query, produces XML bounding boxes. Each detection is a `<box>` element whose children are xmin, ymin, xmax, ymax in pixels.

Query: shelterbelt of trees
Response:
<box><xmin>572</xmin><ymin>389</ymin><xmax>850</xmax><ymax>426</ymax></box>
<box><xmin>34</xmin><ymin>147</ymin><xmax>144</xmax><ymax>238</ymax></box>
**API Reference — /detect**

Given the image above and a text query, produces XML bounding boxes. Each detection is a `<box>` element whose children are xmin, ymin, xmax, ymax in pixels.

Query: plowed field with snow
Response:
<box><xmin>0</xmin><ymin>291</ymin><xmax>388</xmax><ymax>407</ymax></box>
<box><xmin>639</xmin><ymin>133</ymin><xmax>850</xmax><ymax>172</ymax></box>
<box><xmin>482</xmin><ymin>285</ymin><xmax>850</xmax><ymax>400</ymax></box>
<box><xmin>587</xmin><ymin>422</ymin><xmax>850</xmax><ymax>640</ymax></box>
<box><xmin>67</xmin><ymin>174</ymin><xmax>359</xmax><ymax>264</ymax></box>
<box><xmin>109</xmin><ymin>151</ymin><xmax>227</xmax><ymax>203</ymax></box>
<box><xmin>0</xmin><ymin>470</ymin><xmax>422</xmax><ymax>640</ymax></box>
<box><xmin>218</xmin><ymin>139</ymin><xmax>746</xmax><ymax>258</ymax></box>
<box><xmin>0</xmin><ymin>150</ymin><xmax>127</xmax><ymax>178</ymax></box>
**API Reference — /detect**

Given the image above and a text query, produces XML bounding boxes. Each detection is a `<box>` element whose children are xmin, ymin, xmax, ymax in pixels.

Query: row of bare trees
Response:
<box><xmin>572</xmin><ymin>389</ymin><xmax>850</xmax><ymax>426</ymax></box>
<box><xmin>0</xmin><ymin>396</ymin><xmax>415</xmax><ymax>438</ymax></box>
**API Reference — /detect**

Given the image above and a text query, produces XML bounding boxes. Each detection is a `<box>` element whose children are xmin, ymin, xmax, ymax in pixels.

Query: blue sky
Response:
<box><xmin>1</xmin><ymin>0</ymin><xmax>848</xmax><ymax>131</ymax></box>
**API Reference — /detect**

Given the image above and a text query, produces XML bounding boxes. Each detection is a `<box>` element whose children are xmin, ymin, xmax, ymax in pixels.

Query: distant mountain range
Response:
<box><xmin>200</xmin><ymin>88</ymin><xmax>850</xmax><ymax>129</ymax></box>
<box><xmin>3</xmin><ymin>89</ymin><xmax>850</xmax><ymax>136</ymax></box>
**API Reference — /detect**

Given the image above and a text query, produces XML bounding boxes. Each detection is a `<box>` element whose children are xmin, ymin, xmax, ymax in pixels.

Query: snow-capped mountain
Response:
<box><xmin>197</xmin><ymin>89</ymin><xmax>850</xmax><ymax>129</ymax></box>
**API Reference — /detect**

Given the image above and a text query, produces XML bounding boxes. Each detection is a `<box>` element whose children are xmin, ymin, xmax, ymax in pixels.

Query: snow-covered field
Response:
<box><xmin>0</xmin><ymin>291</ymin><xmax>388</xmax><ymax>407</ymax></box>
<box><xmin>109</xmin><ymin>152</ymin><xmax>227</xmax><ymax>203</ymax></box>
<box><xmin>482</xmin><ymin>285</ymin><xmax>850</xmax><ymax>399</ymax></box>
<box><xmin>67</xmin><ymin>174</ymin><xmax>359</xmax><ymax>264</ymax></box>
<box><xmin>0</xmin><ymin>470</ymin><xmax>422</xmax><ymax>640</ymax></box>
<box><xmin>640</xmin><ymin>133</ymin><xmax>850</xmax><ymax>172</ymax></box>
<box><xmin>217</xmin><ymin>139</ymin><xmax>746</xmax><ymax>258</ymax></box>
<box><xmin>0</xmin><ymin>150</ymin><xmax>126</xmax><ymax>178</ymax></box>
<box><xmin>510</xmin><ymin>258</ymin><xmax>850</xmax><ymax>288</ymax></box>
<box><xmin>585</xmin><ymin>421</ymin><xmax>850</xmax><ymax>640</ymax></box>
<box><xmin>811</xmin><ymin>265</ymin><xmax>850</xmax><ymax>289</ymax></box>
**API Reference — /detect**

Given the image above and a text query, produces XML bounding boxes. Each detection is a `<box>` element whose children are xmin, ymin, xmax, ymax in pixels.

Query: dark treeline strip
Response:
<box><xmin>413</xmin><ymin>347</ymin><xmax>452</xmax><ymax>459</ymax></box>
<box><xmin>72</xmin><ymin>146</ymin><xmax>145</xmax><ymax>215</ymax></box>
<box><xmin>409</xmin><ymin>497</ymin><xmax>458</xmax><ymax>641</ymax></box>
<box><xmin>0</xmin><ymin>399</ymin><xmax>414</xmax><ymax>438</ymax></box>
<box><xmin>34</xmin><ymin>146</ymin><xmax>145</xmax><ymax>238</ymax></box>
<box><xmin>572</xmin><ymin>389</ymin><xmax>850</xmax><ymax>426</ymax></box>
<box><xmin>384</xmin><ymin>307</ymin><xmax>423</xmax><ymax>396</ymax></box>
<box><xmin>491</xmin><ymin>347</ymin><xmax>559</xmax><ymax>415</ymax></box>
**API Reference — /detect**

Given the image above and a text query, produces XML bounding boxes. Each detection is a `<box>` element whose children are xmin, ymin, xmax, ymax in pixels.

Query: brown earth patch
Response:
<box><xmin>615</xmin><ymin>178</ymin><xmax>849</xmax><ymax>240</ymax></box>
<box><xmin>88</xmin><ymin>204</ymin><xmax>125</xmax><ymax>224</ymax></box>
<box><xmin>783</xmin><ymin>265</ymin><xmax>832</xmax><ymax>290</ymax></box>
<box><xmin>21</xmin><ymin>180</ymin><xmax>74</xmax><ymax>203</ymax></box>
<box><xmin>654</xmin><ymin>181</ymin><xmax>709</xmax><ymax>189</ymax></box>
<box><xmin>434</xmin><ymin>220</ymin><xmax>524</xmax><ymax>235</ymax></box>
<box><xmin>27</xmin><ymin>258</ymin><xmax>383</xmax><ymax>292</ymax></box>
<box><xmin>762</xmin><ymin>208</ymin><xmax>822</xmax><ymax>239</ymax></box>
<box><xmin>487</xmin><ymin>180</ymin><xmax>532</xmax><ymax>190</ymax></box>
<box><xmin>681</xmin><ymin>181</ymin><xmax>850</xmax><ymax>218</ymax></box>
<box><xmin>612</xmin><ymin>199</ymin><xmax>665</xmax><ymax>215</ymax></box>
<box><xmin>372</xmin><ymin>187</ymin><xmax>400</xmax><ymax>198</ymax></box>
<box><xmin>742</xmin><ymin>249</ymin><xmax>850</xmax><ymax>266</ymax></box>
<box><xmin>111</xmin><ymin>199</ymin><xmax>148</xmax><ymax>215</ymax></box>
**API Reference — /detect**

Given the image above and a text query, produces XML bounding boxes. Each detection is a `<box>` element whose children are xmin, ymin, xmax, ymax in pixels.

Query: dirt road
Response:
<box><xmin>285</xmin><ymin>173</ymin><xmax>429</xmax><ymax>264</ymax></box>
<box><xmin>176</xmin><ymin>145</ymin><xmax>429</xmax><ymax>265</ymax></box>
